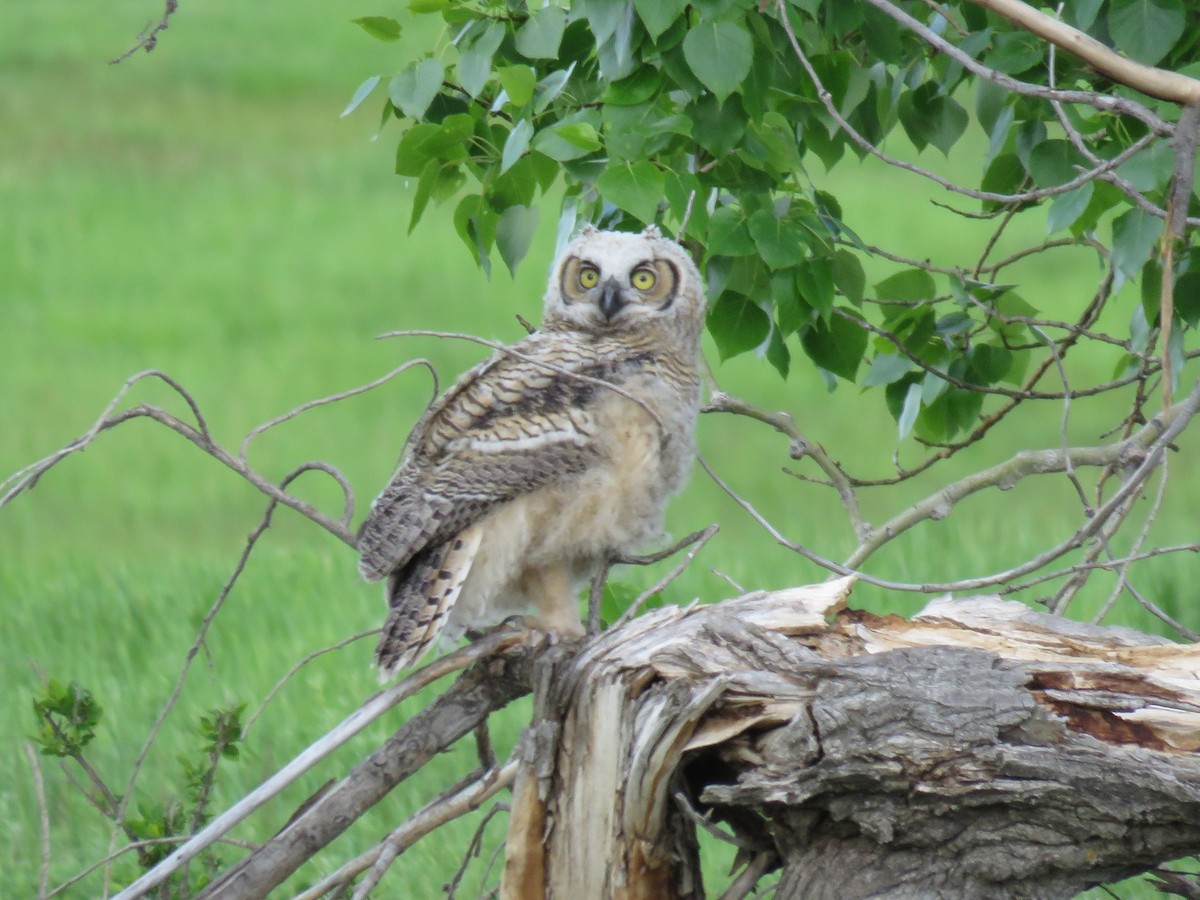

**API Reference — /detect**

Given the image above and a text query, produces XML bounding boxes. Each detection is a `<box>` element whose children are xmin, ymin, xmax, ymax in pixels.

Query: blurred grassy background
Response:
<box><xmin>1</xmin><ymin>1</ymin><xmax>1196</xmax><ymax>896</ymax></box>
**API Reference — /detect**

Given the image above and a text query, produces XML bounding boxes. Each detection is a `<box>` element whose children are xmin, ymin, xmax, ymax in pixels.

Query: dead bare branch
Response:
<box><xmin>243</xmin><ymin>630</ymin><xmax>378</xmax><ymax>738</ymax></box>
<box><xmin>23</xmin><ymin>743</ymin><xmax>51</xmax><ymax>900</ymax></box>
<box><xmin>116</xmin><ymin>628</ymin><xmax>533</xmax><ymax>900</ymax></box>
<box><xmin>109</xmin><ymin>0</ymin><xmax>179</xmax><ymax>64</ymax></box>
<box><xmin>351</xmin><ymin>760</ymin><xmax>518</xmax><ymax>899</ymax></box>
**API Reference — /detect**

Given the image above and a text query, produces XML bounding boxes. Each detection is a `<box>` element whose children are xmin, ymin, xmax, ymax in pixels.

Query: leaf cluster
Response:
<box><xmin>346</xmin><ymin>0</ymin><xmax>1200</xmax><ymax>442</ymax></box>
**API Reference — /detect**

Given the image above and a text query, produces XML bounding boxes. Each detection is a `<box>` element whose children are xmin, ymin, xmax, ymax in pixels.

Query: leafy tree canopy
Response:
<box><xmin>346</xmin><ymin>0</ymin><xmax>1199</xmax><ymax>445</ymax></box>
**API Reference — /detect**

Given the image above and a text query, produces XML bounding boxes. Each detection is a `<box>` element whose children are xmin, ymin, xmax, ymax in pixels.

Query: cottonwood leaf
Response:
<box><xmin>596</xmin><ymin>161</ymin><xmax>664</xmax><ymax>223</ymax></box>
<box><xmin>496</xmin><ymin>205</ymin><xmax>539</xmax><ymax>276</ymax></box>
<box><xmin>390</xmin><ymin>58</ymin><xmax>445</xmax><ymax>120</ymax></box>
<box><xmin>682</xmin><ymin>21</ymin><xmax>753</xmax><ymax>104</ymax></box>
<box><xmin>709</xmin><ymin>292</ymin><xmax>771</xmax><ymax>361</ymax></box>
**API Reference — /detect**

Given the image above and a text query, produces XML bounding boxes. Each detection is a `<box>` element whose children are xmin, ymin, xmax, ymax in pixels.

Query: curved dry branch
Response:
<box><xmin>702</xmin><ymin>375</ymin><xmax>1200</xmax><ymax>597</ymax></box>
<box><xmin>702</xmin><ymin>392</ymin><xmax>868</xmax><ymax>542</ymax></box>
<box><xmin>3</xmin><ymin>397</ymin><xmax>356</xmax><ymax>547</ymax></box>
<box><xmin>238</xmin><ymin>359</ymin><xmax>438</xmax><ymax>461</ymax></box>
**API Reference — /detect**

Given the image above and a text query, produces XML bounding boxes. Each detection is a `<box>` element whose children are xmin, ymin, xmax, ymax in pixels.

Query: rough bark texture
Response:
<box><xmin>501</xmin><ymin>578</ymin><xmax>1200</xmax><ymax>899</ymax></box>
<box><xmin>192</xmin><ymin>580</ymin><xmax>1199</xmax><ymax>898</ymax></box>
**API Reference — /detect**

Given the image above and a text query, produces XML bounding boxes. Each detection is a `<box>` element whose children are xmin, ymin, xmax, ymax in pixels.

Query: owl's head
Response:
<box><xmin>543</xmin><ymin>225</ymin><xmax>706</xmax><ymax>347</ymax></box>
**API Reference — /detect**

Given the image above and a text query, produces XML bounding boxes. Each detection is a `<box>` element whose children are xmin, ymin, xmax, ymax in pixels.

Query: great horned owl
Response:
<box><xmin>358</xmin><ymin>225</ymin><xmax>706</xmax><ymax>677</ymax></box>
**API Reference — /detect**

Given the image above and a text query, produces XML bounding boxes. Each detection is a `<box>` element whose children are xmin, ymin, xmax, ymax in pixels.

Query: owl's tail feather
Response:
<box><xmin>374</xmin><ymin>525</ymin><xmax>483</xmax><ymax>680</ymax></box>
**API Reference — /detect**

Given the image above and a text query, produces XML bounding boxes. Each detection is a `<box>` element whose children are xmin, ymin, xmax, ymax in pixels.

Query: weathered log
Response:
<box><xmin>501</xmin><ymin>577</ymin><xmax>1200</xmax><ymax>898</ymax></box>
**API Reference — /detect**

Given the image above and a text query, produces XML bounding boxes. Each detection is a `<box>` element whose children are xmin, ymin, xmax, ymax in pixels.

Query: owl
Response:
<box><xmin>358</xmin><ymin>225</ymin><xmax>706</xmax><ymax>677</ymax></box>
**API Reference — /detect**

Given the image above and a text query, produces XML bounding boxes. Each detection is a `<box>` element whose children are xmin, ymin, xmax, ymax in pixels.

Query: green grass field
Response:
<box><xmin>2</xmin><ymin>3</ymin><xmax>1196</xmax><ymax>896</ymax></box>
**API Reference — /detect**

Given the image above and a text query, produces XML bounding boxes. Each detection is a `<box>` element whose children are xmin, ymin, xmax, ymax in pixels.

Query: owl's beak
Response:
<box><xmin>598</xmin><ymin>280</ymin><xmax>627</xmax><ymax>321</ymax></box>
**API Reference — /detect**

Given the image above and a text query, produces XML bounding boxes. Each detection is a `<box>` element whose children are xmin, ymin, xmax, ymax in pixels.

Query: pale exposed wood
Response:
<box><xmin>969</xmin><ymin>0</ymin><xmax>1200</xmax><ymax>105</ymax></box>
<box><xmin>515</xmin><ymin>580</ymin><xmax>1200</xmax><ymax>898</ymax></box>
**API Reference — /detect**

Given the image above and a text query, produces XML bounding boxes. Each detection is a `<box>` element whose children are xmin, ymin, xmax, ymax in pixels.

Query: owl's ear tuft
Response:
<box><xmin>641</xmin><ymin>225</ymin><xmax>663</xmax><ymax>240</ymax></box>
<box><xmin>580</xmin><ymin>224</ymin><xmax>599</xmax><ymax>238</ymax></box>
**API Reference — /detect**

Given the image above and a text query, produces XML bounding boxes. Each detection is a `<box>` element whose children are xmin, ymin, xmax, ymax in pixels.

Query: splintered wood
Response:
<box><xmin>500</xmin><ymin>577</ymin><xmax>1200</xmax><ymax>900</ymax></box>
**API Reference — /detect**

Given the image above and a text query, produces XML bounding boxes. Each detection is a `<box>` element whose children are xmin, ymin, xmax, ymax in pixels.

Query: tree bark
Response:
<box><xmin>503</xmin><ymin>578</ymin><xmax>1200</xmax><ymax>898</ymax></box>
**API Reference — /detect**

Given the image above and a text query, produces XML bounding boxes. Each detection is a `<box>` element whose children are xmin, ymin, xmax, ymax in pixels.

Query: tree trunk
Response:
<box><xmin>502</xmin><ymin>577</ymin><xmax>1200</xmax><ymax>898</ymax></box>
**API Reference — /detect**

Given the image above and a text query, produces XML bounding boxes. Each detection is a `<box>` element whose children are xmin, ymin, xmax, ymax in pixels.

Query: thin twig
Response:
<box><xmin>48</xmin><ymin>837</ymin><xmax>257</xmax><ymax>900</ymax></box>
<box><xmin>351</xmin><ymin>760</ymin><xmax>518</xmax><ymax>899</ymax></box>
<box><xmin>614</xmin><ymin>525</ymin><xmax>720</xmax><ymax>628</ymax></box>
<box><xmin>24</xmin><ymin>743</ymin><xmax>51</xmax><ymax>900</ymax></box>
<box><xmin>703</xmin><ymin>391</ymin><xmax>868</xmax><ymax>541</ymax></box>
<box><xmin>445</xmin><ymin>803</ymin><xmax>511</xmax><ymax>900</ymax></box>
<box><xmin>243</xmin><ymin>629</ymin><xmax>378</xmax><ymax>737</ymax></box>
<box><xmin>719</xmin><ymin>851</ymin><xmax>780</xmax><ymax>900</ymax></box>
<box><xmin>112</xmin><ymin>629</ymin><xmax>528</xmax><ymax>900</ymax></box>
<box><xmin>238</xmin><ymin>359</ymin><xmax>438</xmax><ymax>461</ymax></box>
<box><xmin>1</xmin><ymin>370</ymin><xmax>208</xmax><ymax>508</ymax></box>
<box><xmin>109</xmin><ymin>0</ymin><xmax>179</xmax><ymax>64</ymax></box>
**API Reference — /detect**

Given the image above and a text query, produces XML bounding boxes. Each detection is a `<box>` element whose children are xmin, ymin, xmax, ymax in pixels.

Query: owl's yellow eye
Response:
<box><xmin>631</xmin><ymin>268</ymin><xmax>657</xmax><ymax>291</ymax></box>
<box><xmin>578</xmin><ymin>266</ymin><xmax>600</xmax><ymax>289</ymax></box>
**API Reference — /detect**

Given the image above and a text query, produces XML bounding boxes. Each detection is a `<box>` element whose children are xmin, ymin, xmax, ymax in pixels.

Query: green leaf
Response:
<box><xmin>496</xmin><ymin>205</ymin><xmax>539</xmax><ymax>276</ymax></box>
<box><xmin>969</xmin><ymin>344</ymin><xmax>1013</xmax><ymax>383</ymax></box>
<box><xmin>796</xmin><ymin>255</ymin><xmax>835</xmax><ymax>319</ymax></box>
<box><xmin>341</xmin><ymin>74</ymin><xmax>381</xmax><ymax>118</ymax></box>
<box><xmin>1176</xmin><ymin>271</ymin><xmax>1200</xmax><ymax>328</ymax></box>
<box><xmin>498</xmin><ymin>65</ymin><xmax>537</xmax><ymax>108</ymax></box>
<box><xmin>1108</xmin><ymin>0</ymin><xmax>1185</xmax><ymax>65</ymax></box>
<box><xmin>1111</xmin><ymin>207</ymin><xmax>1164</xmax><ymax>285</ymax></box>
<box><xmin>771</xmin><ymin>268</ymin><xmax>808</xmax><ymax>334</ymax></box>
<box><xmin>748</xmin><ymin>210</ymin><xmax>804</xmax><ymax>270</ymax></box>
<box><xmin>515</xmin><ymin>6</ymin><xmax>567</xmax><ymax>59</ymax></box>
<box><xmin>500</xmin><ymin>119</ymin><xmax>534</xmax><ymax>175</ymax></box>
<box><xmin>453</xmin><ymin>195</ymin><xmax>497</xmax><ymax>277</ymax></box>
<box><xmin>352</xmin><ymin>16</ymin><xmax>402</xmax><ymax>41</ymax></box>
<box><xmin>393</xmin><ymin>117</ymin><xmax>472</xmax><ymax>176</ymax></box>
<box><xmin>984</xmin><ymin>30</ymin><xmax>1043</xmax><ymax>74</ymax></box>
<box><xmin>389</xmin><ymin>58</ymin><xmax>445</xmax><ymax>120</ymax></box>
<box><xmin>596</xmin><ymin>161</ymin><xmax>664</xmax><ymax>223</ymax></box>
<box><xmin>1026</xmin><ymin>139</ymin><xmax>1085</xmax><ymax>188</ymax></box>
<box><xmin>707</xmin><ymin>207</ymin><xmax>757</xmax><ymax>256</ymax></box>
<box><xmin>1046</xmin><ymin>183</ymin><xmax>1093</xmax><ymax>234</ymax></box>
<box><xmin>682</xmin><ymin>21</ymin><xmax>753</xmax><ymax>104</ymax></box>
<box><xmin>980</xmin><ymin>153</ymin><xmax>1031</xmax><ymax>211</ymax></box>
<box><xmin>1116</xmin><ymin>141</ymin><xmax>1174</xmax><ymax>193</ymax></box>
<box><xmin>800</xmin><ymin>310</ymin><xmax>866</xmax><ymax>381</ymax></box>
<box><xmin>534</xmin><ymin>64</ymin><xmax>576</xmax><ymax>113</ymax></box>
<box><xmin>635</xmin><ymin>0</ymin><xmax>689</xmax><ymax>40</ymax></box>
<box><xmin>863</xmin><ymin>352</ymin><xmax>912</xmax><ymax>387</ymax></box>
<box><xmin>897</xmin><ymin>381</ymin><xmax>922</xmax><ymax>440</ymax></box>
<box><xmin>832</xmin><ymin>250</ymin><xmax>865</xmax><ymax>305</ymax></box>
<box><xmin>689</xmin><ymin>93</ymin><xmax>747</xmax><ymax>156</ymax></box>
<box><xmin>765</xmin><ymin>323</ymin><xmax>791</xmax><ymax>378</ymax></box>
<box><xmin>457</xmin><ymin>51</ymin><xmax>491</xmax><ymax>99</ymax></box>
<box><xmin>874</xmin><ymin>269</ymin><xmax>935</xmax><ymax>302</ymax></box>
<box><xmin>898</xmin><ymin>85</ymin><xmax>968</xmax><ymax>156</ymax></box>
<box><xmin>606</xmin><ymin>66</ymin><xmax>662</xmax><ymax>106</ymax></box>
<box><xmin>533</xmin><ymin>117</ymin><xmax>602</xmax><ymax>161</ymax></box>
<box><xmin>708</xmin><ymin>292</ymin><xmax>771</xmax><ymax>361</ymax></box>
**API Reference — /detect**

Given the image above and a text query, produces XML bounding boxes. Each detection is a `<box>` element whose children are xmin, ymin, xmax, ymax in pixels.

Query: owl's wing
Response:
<box><xmin>358</xmin><ymin>335</ymin><xmax>627</xmax><ymax>582</ymax></box>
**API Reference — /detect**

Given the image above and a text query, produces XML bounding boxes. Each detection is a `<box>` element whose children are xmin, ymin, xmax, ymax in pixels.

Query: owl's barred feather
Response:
<box><xmin>359</xmin><ymin>227</ymin><xmax>706</xmax><ymax>677</ymax></box>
